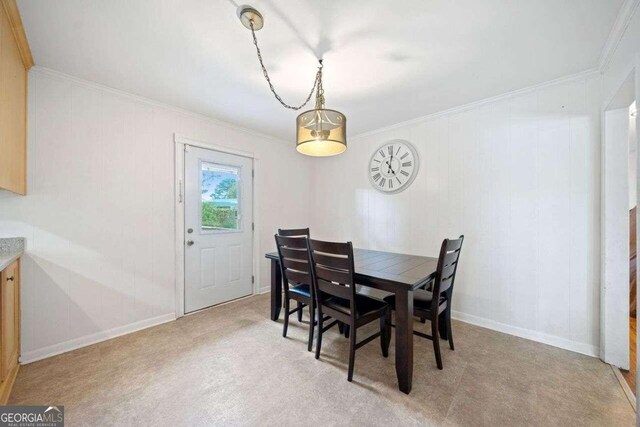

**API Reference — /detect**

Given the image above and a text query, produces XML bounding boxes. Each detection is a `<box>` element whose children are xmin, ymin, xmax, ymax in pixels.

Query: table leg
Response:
<box><xmin>438</xmin><ymin>311</ymin><xmax>448</xmax><ymax>340</ymax></box>
<box><xmin>270</xmin><ymin>259</ymin><xmax>282</xmax><ymax>321</ymax></box>
<box><xmin>395</xmin><ymin>288</ymin><xmax>414</xmax><ymax>394</ymax></box>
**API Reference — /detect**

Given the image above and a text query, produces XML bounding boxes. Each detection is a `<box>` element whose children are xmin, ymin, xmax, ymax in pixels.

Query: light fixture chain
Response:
<box><xmin>250</xmin><ymin>20</ymin><xmax>321</xmax><ymax>110</ymax></box>
<box><xmin>315</xmin><ymin>65</ymin><xmax>325</xmax><ymax>109</ymax></box>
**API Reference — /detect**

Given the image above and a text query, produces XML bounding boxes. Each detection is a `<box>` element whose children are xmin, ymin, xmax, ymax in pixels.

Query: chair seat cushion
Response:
<box><xmin>324</xmin><ymin>294</ymin><xmax>387</xmax><ymax>318</ymax></box>
<box><xmin>383</xmin><ymin>289</ymin><xmax>446</xmax><ymax>312</ymax></box>
<box><xmin>289</xmin><ymin>284</ymin><xmax>311</xmax><ymax>298</ymax></box>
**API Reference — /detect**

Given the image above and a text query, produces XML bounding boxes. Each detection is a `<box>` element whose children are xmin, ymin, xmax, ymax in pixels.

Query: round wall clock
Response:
<box><xmin>368</xmin><ymin>140</ymin><xmax>420</xmax><ymax>194</ymax></box>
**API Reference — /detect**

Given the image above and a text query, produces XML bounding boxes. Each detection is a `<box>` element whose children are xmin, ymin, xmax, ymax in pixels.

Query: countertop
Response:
<box><xmin>0</xmin><ymin>238</ymin><xmax>24</xmax><ymax>271</ymax></box>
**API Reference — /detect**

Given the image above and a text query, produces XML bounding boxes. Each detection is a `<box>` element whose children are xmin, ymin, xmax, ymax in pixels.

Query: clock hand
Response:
<box><xmin>386</xmin><ymin>157</ymin><xmax>397</xmax><ymax>175</ymax></box>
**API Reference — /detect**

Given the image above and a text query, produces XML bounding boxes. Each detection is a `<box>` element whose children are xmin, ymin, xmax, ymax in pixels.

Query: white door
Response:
<box><xmin>184</xmin><ymin>145</ymin><xmax>253</xmax><ymax>313</ymax></box>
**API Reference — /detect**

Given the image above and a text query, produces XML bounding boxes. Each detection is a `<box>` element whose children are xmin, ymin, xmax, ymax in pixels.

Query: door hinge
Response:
<box><xmin>178</xmin><ymin>179</ymin><xmax>183</xmax><ymax>203</ymax></box>
<box><xmin>251</xmin><ymin>275</ymin><xmax>255</xmax><ymax>284</ymax></box>
<box><xmin>252</xmin><ymin>222</ymin><xmax>255</xmax><ymax>231</ymax></box>
<box><xmin>252</xmin><ymin>169</ymin><xmax>255</xmax><ymax>178</ymax></box>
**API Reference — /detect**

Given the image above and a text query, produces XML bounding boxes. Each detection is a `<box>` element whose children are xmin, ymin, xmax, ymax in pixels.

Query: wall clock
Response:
<box><xmin>368</xmin><ymin>140</ymin><xmax>419</xmax><ymax>194</ymax></box>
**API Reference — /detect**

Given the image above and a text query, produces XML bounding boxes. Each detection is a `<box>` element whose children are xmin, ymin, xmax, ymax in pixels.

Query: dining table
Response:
<box><xmin>265</xmin><ymin>248</ymin><xmax>439</xmax><ymax>394</ymax></box>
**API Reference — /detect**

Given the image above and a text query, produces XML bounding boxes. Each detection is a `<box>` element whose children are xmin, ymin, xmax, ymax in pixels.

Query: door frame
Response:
<box><xmin>600</xmin><ymin>54</ymin><xmax>639</xmax><ymax>370</ymax></box>
<box><xmin>174</xmin><ymin>133</ymin><xmax>260</xmax><ymax>318</ymax></box>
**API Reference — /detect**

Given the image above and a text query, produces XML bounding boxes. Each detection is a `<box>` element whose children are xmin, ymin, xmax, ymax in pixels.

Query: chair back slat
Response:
<box><xmin>314</xmin><ymin>265</ymin><xmax>352</xmax><ymax>285</ymax></box>
<box><xmin>285</xmin><ymin>269</ymin><xmax>310</xmax><ymax>285</ymax></box>
<box><xmin>440</xmin><ymin>263</ymin><xmax>457</xmax><ymax>282</ymax></box>
<box><xmin>446</xmin><ymin>237</ymin><xmax>463</xmax><ymax>251</ymax></box>
<box><xmin>282</xmin><ymin>258</ymin><xmax>309</xmax><ymax>273</ymax></box>
<box><xmin>279</xmin><ymin>247</ymin><xmax>307</xmax><ymax>260</ymax></box>
<box><xmin>312</xmin><ymin>252</ymin><xmax>351</xmax><ymax>270</ymax></box>
<box><xmin>278</xmin><ymin>228</ymin><xmax>310</xmax><ymax>238</ymax></box>
<box><xmin>276</xmin><ymin>235</ymin><xmax>308</xmax><ymax>249</ymax></box>
<box><xmin>310</xmin><ymin>239</ymin><xmax>351</xmax><ymax>256</ymax></box>
<box><xmin>317</xmin><ymin>278</ymin><xmax>353</xmax><ymax>300</ymax></box>
<box><xmin>442</xmin><ymin>251</ymin><xmax>459</xmax><ymax>268</ymax></box>
<box><xmin>439</xmin><ymin>276</ymin><xmax>454</xmax><ymax>294</ymax></box>
<box><xmin>275</xmin><ymin>235</ymin><xmax>313</xmax><ymax>299</ymax></box>
<box><xmin>309</xmin><ymin>239</ymin><xmax>356</xmax><ymax>312</ymax></box>
<box><xmin>431</xmin><ymin>235</ymin><xmax>465</xmax><ymax>313</ymax></box>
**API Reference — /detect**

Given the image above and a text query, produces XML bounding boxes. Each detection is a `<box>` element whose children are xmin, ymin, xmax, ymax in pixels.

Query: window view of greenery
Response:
<box><xmin>201</xmin><ymin>163</ymin><xmax>239</xmax><ymax>231</ymax></box>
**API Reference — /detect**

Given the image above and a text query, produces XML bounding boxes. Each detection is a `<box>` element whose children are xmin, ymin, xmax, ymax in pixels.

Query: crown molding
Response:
<box><xmin>598</xmin><ymin>0</ymin><xmax>640</xmax><ymax>72</ymax></box>
<box><xmin>30</xmin><ymin>66</ymin><xmax>293</xmax><ymax>147</ymax></box>
<box><xmin>351</xmin><ymin>68</ymin><xmax>601</xmax><ymax>141</ymax></box>
<box><xmin>1</xmin><ymin>0</ymin><xmax>34</xmax><ymax>69</ymax></box>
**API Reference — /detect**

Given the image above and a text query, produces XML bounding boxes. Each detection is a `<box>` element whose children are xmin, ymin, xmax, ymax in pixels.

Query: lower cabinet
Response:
<box><xmin>0</xmin><ymin>259</ymin><xmax>20</xmax><ymax>404</ymax></box>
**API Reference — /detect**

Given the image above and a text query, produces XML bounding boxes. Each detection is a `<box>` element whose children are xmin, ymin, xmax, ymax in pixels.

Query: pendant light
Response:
<box><xmin>238</xmin><ymin>6</ymin><xmax>347</xmax><ymax>156</ymax></box>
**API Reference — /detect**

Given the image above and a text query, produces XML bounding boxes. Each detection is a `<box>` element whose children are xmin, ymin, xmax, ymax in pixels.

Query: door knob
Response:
<box><xmin>186</xmin><ymin>240</ymin><xmax>194</xmax><ymax>246</ymax></box>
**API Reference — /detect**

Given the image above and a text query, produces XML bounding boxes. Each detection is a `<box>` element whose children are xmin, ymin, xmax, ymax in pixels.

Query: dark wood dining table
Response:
<box><xmin>265</xmin><ymin>248</ymin><xmax>439</xmax><ymax>394</ymax></box>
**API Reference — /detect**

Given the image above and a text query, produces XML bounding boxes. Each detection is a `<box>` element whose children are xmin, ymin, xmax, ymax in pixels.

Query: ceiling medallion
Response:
<box><xmin>238</xmin><ymin>6</ymin><xmax>347</xmax><ymax>156</ymax></box>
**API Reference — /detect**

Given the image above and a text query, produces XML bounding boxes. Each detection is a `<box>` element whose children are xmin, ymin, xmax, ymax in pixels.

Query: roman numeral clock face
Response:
<box><xmin>368</xmin><ymin>140</ymin><xmax>419</xmax><ymax>194</ymax></box>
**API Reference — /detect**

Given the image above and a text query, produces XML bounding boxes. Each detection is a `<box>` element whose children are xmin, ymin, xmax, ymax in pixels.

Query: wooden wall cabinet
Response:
<box><xmin>0</xmin><ymin>0</ymin><xmax>33</xmax><ymax>195</ymax></box>
<box><xmin>0</xmin><ymin>259</ymin><xmax>19</xmax><ymax>404</ymax></box>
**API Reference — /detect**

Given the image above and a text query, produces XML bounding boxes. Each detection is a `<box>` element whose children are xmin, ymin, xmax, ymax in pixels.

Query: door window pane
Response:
<box><xmin>201</xmin><ymin>162</ymin><xmax>240</xmax><ymax>231</ymax></box>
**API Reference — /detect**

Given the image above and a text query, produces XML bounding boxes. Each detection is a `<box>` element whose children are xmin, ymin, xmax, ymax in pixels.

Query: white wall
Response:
<box><xmin>630</xmin><ymin>102</ymin><xmax>637</xmax><ymax>209</ymax></box>
<box><xmin>599</xmin><ymin>1</ymin><xmax>640</xmax><ymax>373</ymax></box>
<box><xmin>0</xmin><ymin>68</ymin><xmax>313</xmax><ymax>362</ymax></box>
<box><xmin>602</xmin><ymin>108</ymin><xmax>631</xmax><ymax>368</ymax></box>
<box><xmin>310</xmin><ymin>74</ymin><xmax>602</xmax><ymax>356</ymax></box>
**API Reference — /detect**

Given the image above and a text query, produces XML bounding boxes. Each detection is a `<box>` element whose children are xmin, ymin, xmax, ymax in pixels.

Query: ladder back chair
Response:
<box><xmin>384</xmin><ymin>235</ymin><xmax>464</xmax><ymax>369</ymax></box>
<box><xmin>274</xmin><ymin>233</ymin><xmax>315</xmax><ymax>351</ymax></box>
<box><xmin>277</xmin><ymin>228</ymin><xmax>310</xmax><ymax>322</ymax></box>
<box><xmin>309</xmin><ymin>239</ymin><xmax>391</xmax><ymax>382</ymax></box>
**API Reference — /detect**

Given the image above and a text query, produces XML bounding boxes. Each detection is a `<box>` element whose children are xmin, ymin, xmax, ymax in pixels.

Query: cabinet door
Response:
<box><xmin>1</xmin><ymin>260</ymin><xmax>19</xmax><ymax>381</ymax></box>
<box><xmin>0</xmin><ymin>5</ymin><xmax>28</xmax><ymax>194</ymax></box>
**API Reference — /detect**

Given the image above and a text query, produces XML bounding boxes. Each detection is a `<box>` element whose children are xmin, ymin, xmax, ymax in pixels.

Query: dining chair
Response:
<box><xmin>384</xmin><ymin>235</ymin><xmax>464</xmax><ymax>370</ymax></box>
<box><xmin>309</xmin><ymin>239</ymin><xmax>391</xmax><ymax>382</ymax></box>
<box><xmin>274</xmin><ymin>234</ymin><xmax>316</xmax><ymax>351</ymax></box>
<box><xmin>277</xmin><ymin>228</ymin><xmax>310</xmax><ymax>322</ymax></box>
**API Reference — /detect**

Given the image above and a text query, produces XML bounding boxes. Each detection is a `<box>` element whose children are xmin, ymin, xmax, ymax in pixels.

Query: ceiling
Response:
<box><xmin>18</xmin><ymin>0</ymin><xmax>624</xmax><ymax>141</ymax></box>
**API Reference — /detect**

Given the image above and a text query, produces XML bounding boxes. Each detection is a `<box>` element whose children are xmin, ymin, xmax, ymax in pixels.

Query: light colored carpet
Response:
<box><xmin>10</xmin><ymin>294</ymin><xmax>635</xmax><ymax>426</ymax></box>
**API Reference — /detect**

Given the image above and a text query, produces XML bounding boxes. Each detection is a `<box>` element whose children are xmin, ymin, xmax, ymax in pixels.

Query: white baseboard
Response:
<box><xmin>19</xmin><ymin>301</ymin><xmax>598</xmax><ymax>364</ymax></box>
<box><xmin>611</xmin><ymin>364</ymin><xmax>637</xmax><ymax>411</ymax></box>
<box><xmin>452</xmin><ymin>310</ymin><xmax>599</xmax><ymax>357</ymax></box>
<box><xmin>20</xmin><ymin>313</ymin><xmax>176</xmax><ymax>364</ymax></box>
<box><xmin>259</xmin><ymin>286</ymin><xmax>271</xmax><ymax>295</ymax></box>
